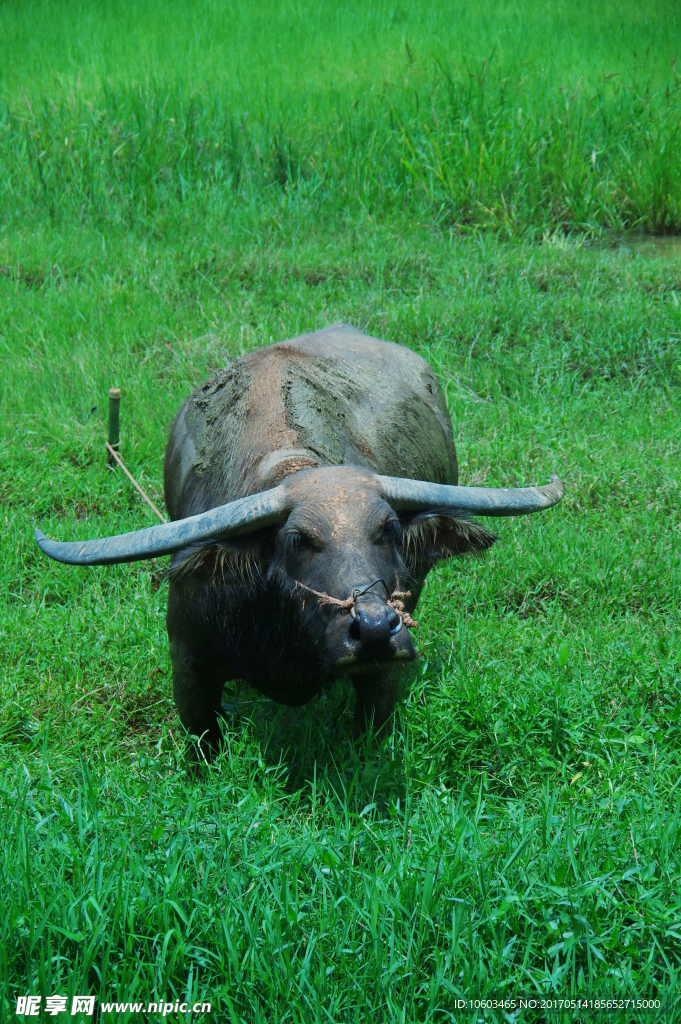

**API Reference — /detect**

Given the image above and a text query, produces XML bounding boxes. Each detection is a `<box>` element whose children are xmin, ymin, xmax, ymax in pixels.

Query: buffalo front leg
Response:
<box><xmin>169</xmin><ymin>635</ymin><xmax>227</xmax><ymax>765</ymax></box>
<box><xmin>351</xmin><ymin>672</ymin><xmax>399</xmax><ymax>741</ymax></box>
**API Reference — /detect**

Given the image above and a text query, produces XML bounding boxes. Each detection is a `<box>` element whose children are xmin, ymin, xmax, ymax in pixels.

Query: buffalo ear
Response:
<box><xmin>400</xmin><ymin>514</ymin><xmax>496</xmax><ymax>567</ymax></box>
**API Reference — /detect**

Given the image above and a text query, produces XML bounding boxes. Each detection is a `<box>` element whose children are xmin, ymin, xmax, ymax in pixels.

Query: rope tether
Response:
<box><xmin>294</xmin><ymin>579</ymin><xmax>418</xmax><ymax>629</ymax></box>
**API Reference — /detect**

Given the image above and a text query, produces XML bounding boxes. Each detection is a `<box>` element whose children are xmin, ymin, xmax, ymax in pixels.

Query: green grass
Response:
<box><xmin>2</xmin><ymin>1</ymin><xmax>681</xmax><ymax>1021</ymax></box>
<box><xmin>1</xmin><ymin>0</ymin><xmax>681</xmax><ymax>235</ymax></box>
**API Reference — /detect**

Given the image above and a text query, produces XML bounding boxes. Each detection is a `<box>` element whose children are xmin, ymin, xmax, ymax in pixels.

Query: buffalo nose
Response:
<box><xmin>353</xmin><ymin>601</ymin><xmax>401</xmax><ymax>655</ymax></box>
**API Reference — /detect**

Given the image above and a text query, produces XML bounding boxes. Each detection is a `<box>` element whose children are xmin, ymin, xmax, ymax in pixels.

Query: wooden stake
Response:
<box><xmin>108</xmin><ymin>387</ymin><xmax>121</xmax><ymax>464</ymax></box>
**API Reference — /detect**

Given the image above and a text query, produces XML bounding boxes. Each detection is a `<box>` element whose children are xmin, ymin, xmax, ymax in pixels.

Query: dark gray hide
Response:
<box><xmin>164</xmin><ymin>323</ymin><xmax>458</xmax><ymax>515</ymax></box>
<box><xmin>163</xmin><ymin>323</ymin><xmax>494</xmax><ymax>757</ymax></box>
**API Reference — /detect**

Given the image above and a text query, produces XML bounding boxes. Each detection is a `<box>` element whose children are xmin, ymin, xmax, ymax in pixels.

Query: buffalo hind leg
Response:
<box><xmin>351</xmin><ymin>673</ymin><xmax>399</xmax><ymax>742</ymax></box>
<box><xmin>169</xmin><ymin>636</ymin><xmax>227</xmax><ymax>766</ymax></box>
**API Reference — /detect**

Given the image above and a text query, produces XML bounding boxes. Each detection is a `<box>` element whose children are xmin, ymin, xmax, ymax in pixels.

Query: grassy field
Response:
<box><xmin>1</xmin><ymin>0</ymin><xmax>681</xmax><ymax>235</ymax></box>
<box><xmin>2</xmin><ymin>1</ymin><xmax>681</xmax><ymax>1022</ymax></box>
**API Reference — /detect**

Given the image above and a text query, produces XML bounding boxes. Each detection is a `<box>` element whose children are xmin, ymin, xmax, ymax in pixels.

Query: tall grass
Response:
<box><xmin>1</xmin><ymin>0</ymin><xmax>680</xmax><ymax>235</ymax></box>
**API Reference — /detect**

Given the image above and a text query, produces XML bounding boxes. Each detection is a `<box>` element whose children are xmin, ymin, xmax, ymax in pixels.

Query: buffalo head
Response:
<box><xmin>161</xmin><ymin>466</ymin><xmax>499</xmax><ymax>681</ymax></box>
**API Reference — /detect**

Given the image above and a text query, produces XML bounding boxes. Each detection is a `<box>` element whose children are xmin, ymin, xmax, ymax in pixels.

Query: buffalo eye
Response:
<box><xmin>285</xmin><ymin>530</ymin><xmax>314</xmax><ymax>552</ymax></box>
<box><xmin>381</xmin><ymin>518</ymin><xmax>402</xmax><ymax>541</ymax></box>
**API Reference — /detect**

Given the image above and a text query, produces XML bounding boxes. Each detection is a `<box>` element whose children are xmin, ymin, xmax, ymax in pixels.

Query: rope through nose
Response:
<box><xmin>293</xmin><ymin>580</ymin><xmax>418</xmax><ymax>629</ymax></box>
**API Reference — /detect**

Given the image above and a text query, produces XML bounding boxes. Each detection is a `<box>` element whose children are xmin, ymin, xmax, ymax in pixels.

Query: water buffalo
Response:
<box><xmin>36</xmin><ymin>324</ymin><xmax>563</xmax><ymax>760</ymax></box>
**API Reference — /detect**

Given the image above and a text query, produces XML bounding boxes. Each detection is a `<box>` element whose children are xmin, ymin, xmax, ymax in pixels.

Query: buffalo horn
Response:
<box><xmin>35</xmin><ymin>472</ymin><xmax>564</xmax><ymax>568</ymax></box>
<box><xmin>378</xmin><ymin>474</ymin><xmax>564</xmax><ymax>516</ymax></box>
<box><xmin>34</xmin><ymin>486</ymin><xmax>288</xmax><ymax>566</ymax></box>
